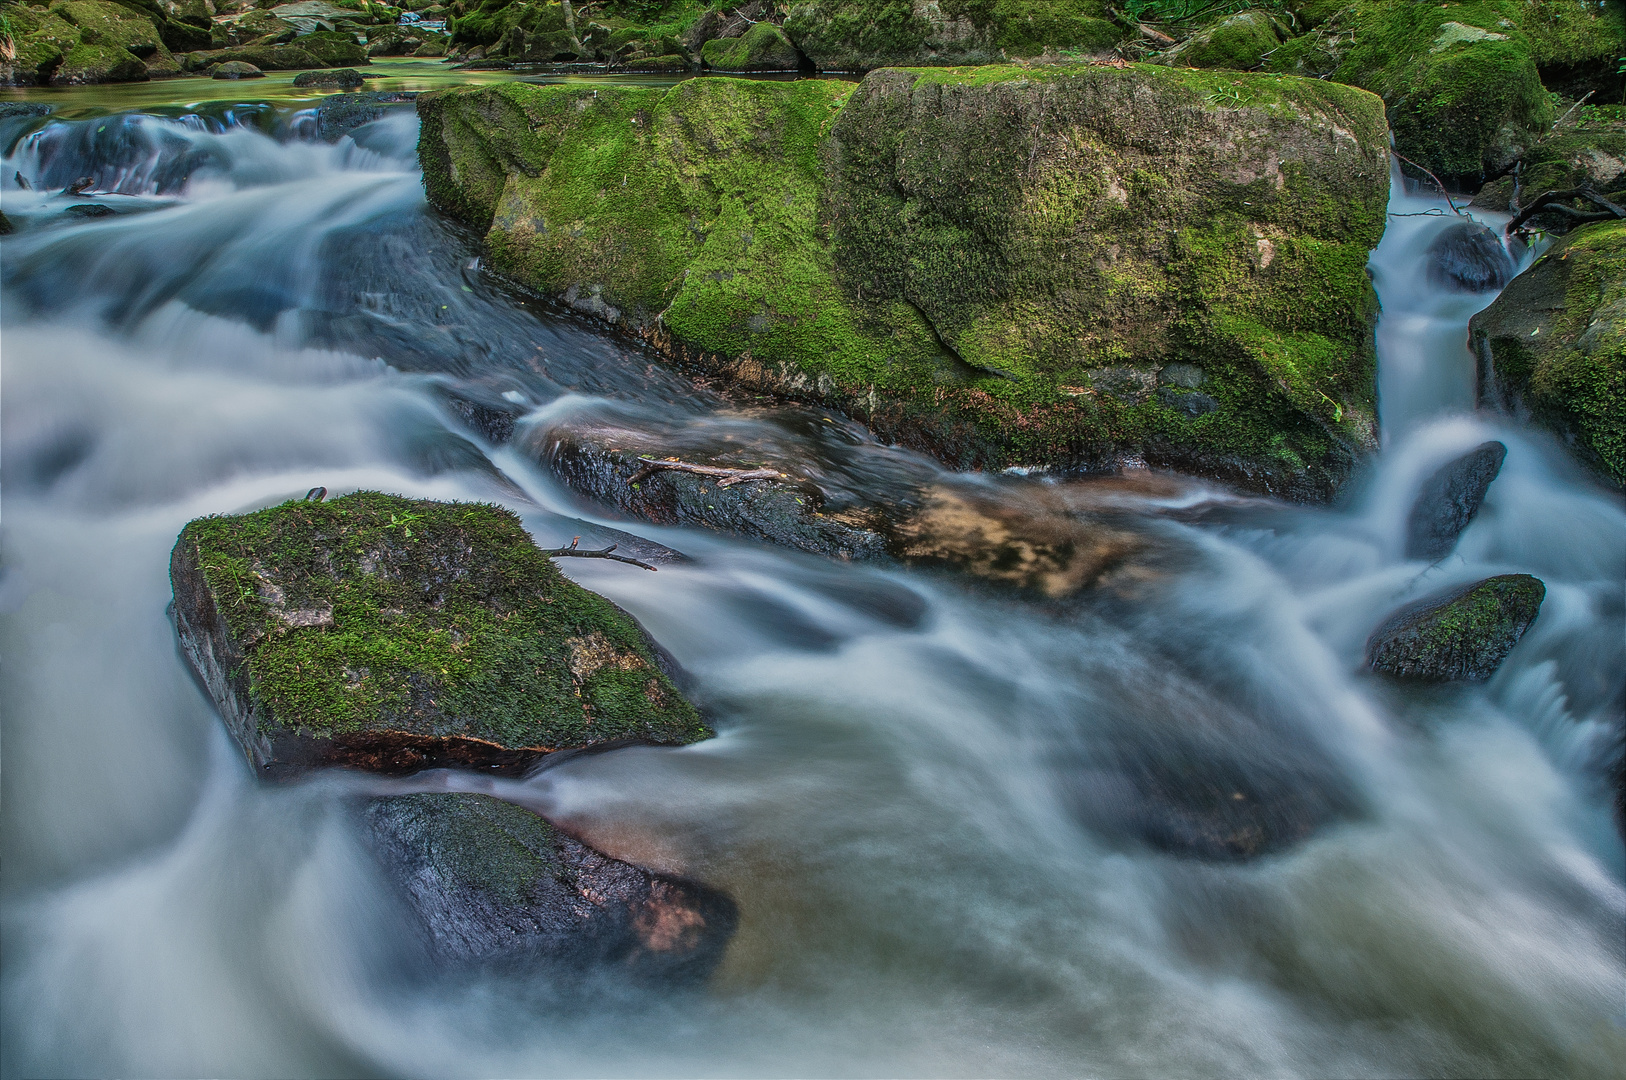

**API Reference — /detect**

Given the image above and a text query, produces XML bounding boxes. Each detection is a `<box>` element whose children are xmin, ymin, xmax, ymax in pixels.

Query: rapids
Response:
<box><xmin>2</xmin><ymin>86</ymin><xmax>1622</xmax><ymax>1078</ymax></box>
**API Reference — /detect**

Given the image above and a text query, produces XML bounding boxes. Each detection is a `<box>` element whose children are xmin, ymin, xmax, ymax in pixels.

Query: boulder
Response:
<box><xmin>418</xmin><ymin>65</ymin><xmax>1390</xmax><ymax>499</ymax></box>
<box><xmin>49</xmin><ymin>0</ymin><xmax>162</xmax><ymax>56</ymax></box>
<box><xmin>192</xmin><ymin>43</ymin><xmax>322</xmax><ymax>69</ymax></box>
<box><xmin>1365</xmin><ymin>574</ymin><xmax>1545</xmax><ymax>682</ymax></box>
<box><xmin>1471</xmin><ymin>220</ymin><xmax>1625</xmax><ymax>488</ymax></box>
<box><xmin>294</xmin><ymin>28</ymin><xmax>368</xmax><ymax>66</ymax></box>
<box><xmin>1156</xmin><ymin>9</ymin><xmax>1284</xmax><ymax>71</ymax></box>
<box><xmin>293</xmin><ymin>65</ymin><xmax>363</xmax><ymax>88</ymax></box>
<box><xmin>1425</xmin><ymin>221</ymin><xmax>1516</xmax><ymax>293</ymax></box>
<box><xmin>363</xmin><ymin>792</ymin><xmax>736</xmax><ymax>976</ymax></box>
<box><xmin>170</xmin><ymin>491</ymin><xmax>710</xmax><ymax>777</ymax></box>
<box><xmin>211</xmin><ymin>59</ymin><xmax>263</xmax><ymax>77</ymax></box>
<box><xmin>51</xmin><ymin>40</ymin><xmax>150</xmax><ymax>83</ymax></box>
<box><xmin>1405</xmin><ymin>440</ymin><xmax>1506</xmax><ymax>560</ymax></box>
<box><xmin>315</xmin><ymin>89</ymin><xmax>417</xmax><ymax>140</ymax></box>
<box><xmin>0</xmin><ymin>7</ymin><xmax>83</xmax><ymax>85</ymax></box>
<box><xmin>701</xmin><ymin>21</ymin><xmax>798</xmax><ymax>72</ymax></box>
<box><xmin>784</xmin><ymin>0</ymin><xmax>1125</xmax><ymax>71</ymax></box>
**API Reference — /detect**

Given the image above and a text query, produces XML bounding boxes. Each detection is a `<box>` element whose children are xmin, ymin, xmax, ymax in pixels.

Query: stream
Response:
<box><xmin>2</xmin><ymin>81</ymin><xmax>1623</xmax><ymax>1078</ymax></box>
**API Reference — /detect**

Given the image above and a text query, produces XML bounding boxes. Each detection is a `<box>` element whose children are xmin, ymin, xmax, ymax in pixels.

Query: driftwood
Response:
<box><xmin>1506</xmin><ymin>187</ymin><xmax>1626</xmax><ymax>235</ymax></box>
<box><xmin>1392</xmin><ymin>152</ymin><xmax>1465</xmax><ymax>217</ymax></box>
<box><xmin>628</xmin><ymin>456</ymin><xmax>787</xmax><ymax>487</ymax></box>
<box><xmin>540</xmin><ymin>536</ymin><xmax>657</xmax><ymax>571</ymax></box>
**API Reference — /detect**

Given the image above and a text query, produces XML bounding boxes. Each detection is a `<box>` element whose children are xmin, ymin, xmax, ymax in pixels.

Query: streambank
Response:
<box><xmin>419</xmin><ymin>63</ymin><xmax>1391</xmax><ymax>500</ymax></box>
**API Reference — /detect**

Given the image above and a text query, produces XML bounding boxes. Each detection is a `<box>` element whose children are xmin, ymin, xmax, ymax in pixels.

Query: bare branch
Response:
<box><xmin>540</xmin><ymin>536</ymin><xmax>657</xmax><ymax>571</ymax></box>
<box><xmin>629</xmin><ymin>456</ymin><xmax>788</xmax><ymax>488</ymax></box>
<box><xmin>1391</xmin><ymin>152</ymin><xmax>1464</xmax><ymax>217</ymax></box>
<box><xmin>1506</xmin><ymin>187</ymin><xmax>1626</xmax><ymax>235</ymax></box>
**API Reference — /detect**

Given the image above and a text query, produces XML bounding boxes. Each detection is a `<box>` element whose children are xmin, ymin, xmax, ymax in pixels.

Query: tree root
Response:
<box><xmin>1506</xmin><ymin>187</ymin><xmax>1626</xmax><ymax>235</ymax></box>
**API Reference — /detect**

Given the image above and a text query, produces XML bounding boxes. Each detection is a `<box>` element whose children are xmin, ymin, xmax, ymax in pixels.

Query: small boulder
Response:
<box><xmin>212</xmin><ymin>60</ymin><xmax>264</xmax><ymax>78</ymax></box>
<box><xmin>64</xmin><ymin>203</ymin><xmax>116</xmax><ymax>217</ymax></box>
<box><xmin>364</xmin><ymin>792</ymin><xmax>736</xmax><ymax>977</ymax></box>
<box><xmin>293</xmin><ymin>66</ymin><xmax>364</xmax><ymax>88</ymax></box>
<box><xmin>1426</xmin><ymin>221</ymin><xmax>1516</xmax><ymax>293</ymax></box>
<box><xmin>700</xmin><ymin>21</ymin><xmax>799</xmax><ymax>72</ymax></box>
<box><xmin>1366</xmin><ymin>574</ymin><xmax>1545</xmax><ymax>682</ymax></box>
<box><xmin>1405</xmin><ymin>440</ymin><xmax>1506</xmax><ymax>560</ymax></box>
<box><xmin>170</xmin><ymin>491</ymin><xmax>710</xmax><ymax>777</ymax></box>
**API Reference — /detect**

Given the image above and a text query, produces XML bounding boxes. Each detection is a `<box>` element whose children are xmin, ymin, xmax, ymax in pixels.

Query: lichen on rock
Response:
<box><xmin>1366</xmin><ymin>574</ymin><xmax>1546</xmax><ymax>682</ymax></box>
<box><xmin>171</xmin><ymin>490</ymin><xmax>709</xmax><ymax>776</ymax></box>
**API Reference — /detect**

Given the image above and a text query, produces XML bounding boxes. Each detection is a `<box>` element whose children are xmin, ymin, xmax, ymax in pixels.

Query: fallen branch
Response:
<box><xmin>1546</xmin><ymin>90</ymin><xmax>1595</xmax><ymax>137</ymax></box>
<box><xmin>629</xmin><ymin>456</ymin><xmax>787</xmax><ymax>487</ymax></box>
<box><xmin>1505</xmin><ymin>187</ymin><xmax>1626</xmax><ymax>235</ymax></box>
<box><xmin>540</xmin><ymin>536</ymin><xmax>656</xmax><ymax>571</ymax></box>
<box><xmin>1391</xmin><ymin>152</ymin><xmax>1464</xmax><ymax>216</ymax></box>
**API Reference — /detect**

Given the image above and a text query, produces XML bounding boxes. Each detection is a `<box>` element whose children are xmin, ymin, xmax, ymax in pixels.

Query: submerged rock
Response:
<box><xmin>1426</xmin><ymin>222</ymin><xmax>1516</xmax><ymax>293</ymax></box>
<box><xmin>212</xmin><ymin>60</ymin><xmax>263</xmax><ymax>79</ymax></box>
<box><xmin>1405</xmin><ymin>440</ymin><xmax>1506</xmax><ymax>560</ymax></box>
<box><xmin>1471</xmin><ymin>220</ymin><xmax>1626</xmax><ymax>489</ymax></box>
<box><xmin>1366</xmin><ymin>574</ymin><xmax>1545</xmax><ymax>682</ymax></box>
<box><xmin>316</xmin><ymin>90</ymin><xmax>417</xmax><ymax>141</ymax></box>
<box><xmin>170</xmin><ymin>491</ymin><xmax>709</xmax><ymax>777</ymax></box>
<box><xmin>364</xmin><ymin>792</ymin><xmax>736</xmax><ymax>977</ymax></box>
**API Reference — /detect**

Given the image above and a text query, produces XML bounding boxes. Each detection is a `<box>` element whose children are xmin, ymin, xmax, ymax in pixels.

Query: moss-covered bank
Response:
<box><xmin>419</xmin><ymin>64</ymin><xmax>1389</xmax><ymax>498</ymax></box>
<box><xmin>171</xmin><ymin>491</ymin><xmax>708</xmax><ymax>775</ymax></box>
<box><xmin>1471</xmin><ymin>221</ymin><xmax>1626</xmax><ymax>488</ymax></box>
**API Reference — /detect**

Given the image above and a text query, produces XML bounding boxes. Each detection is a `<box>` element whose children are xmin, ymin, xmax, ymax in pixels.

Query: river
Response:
<box><xmin>2</xmin><ymin>73</ymin><xmax>1623</xmax><ymax>1078</ymax></box>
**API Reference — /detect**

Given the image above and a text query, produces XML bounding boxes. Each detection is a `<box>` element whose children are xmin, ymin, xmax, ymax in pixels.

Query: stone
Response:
<box><xmin>212</xmin><ymin>59</ymin><xmax>263</xmax><ymax>77</ymax></box>
<box><xmin>1426</xmin><ymin>221</ymin><xmax>1515</xmax><ymax>293</ymax></box>
<box><xmin>1156</xmin><ymin>9</ymin><xmax>1284</xmax><ymax>70</ymax></box>
<box><xmin>1365</xmin><ymin>574</ymin><xmax>1545</xmax><ymax>682</ymax></box>
<box><xmin>784</xmin><ymin>0</ymin><xmax>1125</xmax><ymax>71</ymax></box>
<box><xmin>170</xmin><ymin>491</ymin><xmax>710</xmax><ymax>777</ymax></box>
<box><xmin>1471</xmin><ymin>221</ymin><xmax>1625</xmax><ymax>488</ymax></box>
<box><xmin>363</xmin><ymin>792</ymin><xmax>736</xmax><ymax>976</ymax></box>
<box><xmin>293</xmin><ymin>66</ymin><xmax>364</xmax><ymax>88</ymax></box>
<box><xmin>701</xmin><ymin>21</ymin><xmax>798</xmax><ymax>72</ymax></box>
<box><xmin>64</xmin><ymin>202</ymin><xmax>116</xmax><ymax>216</ymax></box>
<box><xmin>316</xmin><ymin>89</ymin><xmax>417</xmax><ymax>140</ymax></box>
<box><xmin>51</xmin><ymin>41</ymin><xmax>150</xmax><ymax>84</ymax></box>
<box><xmin>1405</xmin><ymin>440</ymin><xmax>1506</xmax><ymax>560</ymax></box>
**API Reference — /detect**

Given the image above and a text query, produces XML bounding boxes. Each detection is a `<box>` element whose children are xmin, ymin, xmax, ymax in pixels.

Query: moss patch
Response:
<box><xmin>175</xmin><ymin>490</ymin><xmax>708</xmax><ymax>751</ymax></box>
<box><xmin>783</xmin><ymin>0</ymin><xmax>1125</xmax><ymax>71</ymax></box>
<box><xmin>1367</xmin><ymin>574</ymin><xmax>1546</xmax><ymax>682</ymax></box>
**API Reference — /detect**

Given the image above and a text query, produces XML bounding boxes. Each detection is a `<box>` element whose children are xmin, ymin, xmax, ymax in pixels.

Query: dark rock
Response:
<box><xmin>363</xmin><ymin>792</ymin><xmax>736</xmax><ymax>977</ymax></box>
<box><xmin>1405</xmin><ymin>441</ymin><xmax>1506</xmax><ymax>560</ymax></box>
<box><xmin>293</xmin><ymin>66</ymin><xmax>364</xmax><ymax>88</ymax></box>
<box><xmin>170</xmin><ymin>491</ymin><xmax>710</xmax><ymax>778</ymax></box>
<box><xmin>212</xmin><ymin>60</ymin><xmax>264</xmax><ymax>78</ymax></box>
<box><xmin>315</xmin><ymin>90</ymin><xmax>417</xmax><ymax>141</ymax></box>
<box><xmin>1426</xmin><ymin>221</ymin><xmax>1516</xmax><ymax>293</ymax></box>
<box><xmin>1366</xmin><ymin>574</ymin><xmax>1545</xmax><ymax>682</ymax></box>
<box><xmin>0</xmin><ymin>102</ymin><xmax>53</xmax><ymax>120</ymax></box>
<box><xmin>64</xmin><ymin>202</ymin><xmax>116</xmax><ymax>217</ymax></box>
<box><xmin>435</xmin><ymin>387</ymin><xmax>526</xmax><ymax>444</ymax></box>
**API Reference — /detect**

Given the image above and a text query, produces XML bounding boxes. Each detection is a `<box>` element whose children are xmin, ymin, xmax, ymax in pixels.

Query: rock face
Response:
<box><xmin>1426</xmin><ymin>222</ymin><xmax>1515</xmax><ymax>294</ymax></box>
<box><xmin>1366</xmin><ymin>574</ymin><xmax>1545</xmax><ymax>682</ymax></box>
<box><xmin>419</xmin><ymin>65</ymin><xmax>1389</xmax><ymax>499</ymax></box>
<box><xmin>1405</xmin><ymin>440</ymin><xmax>1506</xmax><ymax>560</ymax></box>
<box><xmin>170</xmin><ymin>491</ymin><xmax>709</xmax><ymax>777</ymax></box>
<box><xmin>1471</xmin><ymin>221</ymin><xmax>1625</xmax><ymax>488</ymax></box>
<box><xmin>315</xmin><ymin>90</ymin><xmax>417</xmax><ymax>141</ymax></box>
<box><xmin>364</xmin><ymin>792</ymin><xmax>736</xmax><ymax>976</ymax></box>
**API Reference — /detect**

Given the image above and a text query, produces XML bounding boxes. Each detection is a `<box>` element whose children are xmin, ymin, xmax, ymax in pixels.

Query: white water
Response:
<box><xmin>2</xmin><ymin>102</ymin><xmax>1622</xmax><ymax>1078</ymax></box>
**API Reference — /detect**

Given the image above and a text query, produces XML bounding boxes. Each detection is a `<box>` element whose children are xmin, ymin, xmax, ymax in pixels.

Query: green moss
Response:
<box><xmin>53</xmin><ymin>40</ymin><xmax>148</xmax><ymax>82</ymax></box>
<box><xmin>296</xmin><ymin>29</ymin><xmax>369</xmax><ymax>66</ymax></box>
<box><xmin>179</xmin><ymin>491</ymin><xmax>708</xmax><ymax>747</ymax></box>
<box><xmin>701</xmin><ymin>20</ymin><xmax>798</xmax><ymax>71</ymax></box>
<box><xmin>380</xmin><ymin>792</ymin><xmax>565</xmax><ymax>904</ymax></box>
<box><xmin>1410</xmin><ymin>575</ymin><xmax>1545</xmax><ymax>656</ymax></box>
<box><xmin>1159</xmin><ymin>9</ymin><xmax>1284</xmax><ymax>71</ymax></box>
<box><xmin>784</xmin><ymin>0</ymin><xmax>1127</xmax><ymax>71</ymax></box>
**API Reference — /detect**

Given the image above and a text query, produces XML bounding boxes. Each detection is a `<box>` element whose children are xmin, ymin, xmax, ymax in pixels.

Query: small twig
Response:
<box><xmin>1392</xmin><ymin>152</ymin><xmax>1464</xmax><ymax>217</ymax></box>
<box><xmin>629</xmin><ymin>456</ymin><xmax>787</xmax><ymax>487</ymax></box>
<box><xmin>1546</xmin><ymin>91</ymin><xmax>1595</xmax><ymax>137</ymax></box>
<box><xmin>1505</xmin><ymin>187</ymin><xmax>1626</xmax><ymax>235</ymax></box>
<box><xmin>540</xmin><ymin>536</ymin><xmax>656</xmax><ymax>571</ymax></box>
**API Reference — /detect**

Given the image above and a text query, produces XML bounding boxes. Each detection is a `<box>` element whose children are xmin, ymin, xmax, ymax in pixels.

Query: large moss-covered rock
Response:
<box><xmin>702</xmin><ymin>19</ymin><xmax>798</xmax><ymax>71</ymax></box>
<box><xmin>294</xmin><ymin>27</ymin><xmax>369</xmax><ymax>65</ymax></box>
<box><xmin>170</xmin><ymin>491</ymin><xmax>709</xmax><ymax>777</ymax></box>
<box><xmin>1366</xmin><ymin>574</ymin><xmax>1545</xmax><ymax>682</ymax></box>
<box><xmin>52</xmin><ymin>39</ymin><xmax>151</xmax><ymax>82</ymax></box>
<box><xmin>420</xmin><ymin>65</ymin><xmax>1388</xmax><ymax>498</ymax></box>
<box><xmin>1268</xmin><ymin>0</ymin><xmax>1624</xmax><ymax>185</ymax></box>
<box><xmin>0</xmin><ymin>6</ymin><xmax>83</xmax><ymax>85</ymax></box>
<box><xmin>1156</xmin><ymin>9</ymin><xmax>1284</xmax><ymax>71</ymax></box>
<box><xmin>1471</xmin><ymin>220</ymin><xmax>1626</xmax><ymax>488</ymax></box>
<box><xmin>783</xmin><ymin>0</ymin><xmax>1125</xmax><ymax>71</ymax></box>
<box><xmin>364</xmin><ymin>792</ymin><xmax>737</xmax><ymax>975</ymax></box>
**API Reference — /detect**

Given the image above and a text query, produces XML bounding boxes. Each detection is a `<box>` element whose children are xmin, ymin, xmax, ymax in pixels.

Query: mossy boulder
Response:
<box><xmin>783</xmin><ymin>0</ymin><xmax>1125</xmax><ymax>71</ymax></box>
<box><xmin>52</xmin><ymin>39</ymin><xmax>150</xmax><ymax>82</ymax></box>
<box><xmin>49</xmin><ymin>0</ymin><xmax>162</xmax><ymax>55</ymax></box>
<box><xmin>1157</xmin><ymin>9</ymin><xmax>1284</xmax><ymax>71</ymax></box>
<box><xmin>212</xmin><ymin>58</ymin><xmax>263</xmax><ymax>76</ymax></box>
<box><xmin>1366</xmin><ymin>574</ymin><xmax>1545</xmax><ymax>682</ymax></box>
<box><xmin>1405</xmin><ymin>440</ymin><xmax>1506</xmax><ymax>559</ymax></box>
<box><xmin>170</xmin><ymin>491</ymin><xmax>709</xmax><ymax>777</ymax></box>
<box><xmin>364</xmin><ymin>792</ymin><xmax>737</xmax><ymax>974</ymax></box>
<box><xmin>702</xmin><ymin>19</ymin><xmax>798</xmax><ymax>71</ymax></box>
<box><xmin>190</xmin><ymin>42</ymin><xmax>323</xmax><ymax>68</ymax></box>
<box><xmin>419</xmin><ymin>65</ymin><xmax>1389</xmax><ymax>498</ymax></box>
<box><xmin>293</xmin><ymin>64</ymin><xmax>365</xmax><ymax>87</ymax></box>
<box><xmin>296</xmin><ymin>27</ymin><xmax>369</xmax><ymax>64</ymax></box>
<box><xmin>0</xmin><ymin>4</ymin><xmax>84</xmax><ymax>84</ymax></box>
<box><xmin>1268</xmin><ymin>0</ymin><xmax>1624</xmax><ymax>185</ymax></box>
<box><xmin>1471</xmin><ymin>220</ymin><xmax>1626</xmax><ymax>488</ymax></box>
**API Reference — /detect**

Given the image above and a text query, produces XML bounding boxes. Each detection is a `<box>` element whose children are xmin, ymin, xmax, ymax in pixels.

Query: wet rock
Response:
<box><xmin>1365</xmin><ymin>574</ymin><xmax>1545</xmax><ymax>682</ymax></box>
<box><xmin>701</xmin><ymin>22</ymin><xmax>799</xmax><ymax>72</ymax></box>
<box><xmin>316</xmin><ymin>90</ymin><xmax>417</xmax><ymax>141</ymax></box>
<box><xmin>0</xmin><ymin>210</ymin><xmax>12</xmax><ymax>234</ymax></box>
<box><xmin>212</xmin><ymin>59</ymin><xmax>263</xmax><ymax>78</ymax></box>
<box><xmin>52</xmin><ymin>41</ymin><xmax>151</xmax><ymax>85</ymax></box>
<box><xmin>293</xmin><ymin>66</ymin><xmax>364</xmax><ymax>88</ymax></box>
<box><xmin>1471</xmin><ymin>220</ymin><xmax>1626</xmax><ymax>489</ymax></box>
<box><xmin>1426</xmin><ymin>221</ymin><xmax>1516</xmax><ymax>293</ymax></box>
<box><xmin>170</xmin><ymin>491</ymin><xmax>710</xmax><ymax>777</ymax></box>
<box><xmin>1405</xmin><ymin>440</ymin><xmax>1506</xmax><ymax>560</ymax></box>
<box><xmin>64</xmin><ymin>202</ymin><xmax>116</xmax><ymax>217</ymax></box>
<box><xmin>363</xmin><ymin>792</ymin><xmax>736</xmax><ymax>978</ymax></box>
<box><xmin>0</xmin><ymin>103</ymin><xmax>53</xmax><ymax>120</ymax></box>
<box><xmin>435</xmin><ymin>386</ymin><xmax>528</xmax><ymax>444</ymax></box>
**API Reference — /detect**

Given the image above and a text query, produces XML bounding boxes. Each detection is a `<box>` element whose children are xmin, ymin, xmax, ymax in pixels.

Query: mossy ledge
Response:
<box><xmin>170</xmin><ymin>491</ymin><xmax>709</xmax><ymax>777</ymax></box>
<box><xmin>419</xmin><ymin>64</ymin><xmax>1391</xmax><ymax>501</ymax></box>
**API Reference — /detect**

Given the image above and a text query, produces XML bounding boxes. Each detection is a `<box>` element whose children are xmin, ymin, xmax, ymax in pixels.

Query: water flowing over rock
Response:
<box><xmin>1405</xmin><ymin>440</ymin><xmax>1506</xmax><ymax>559</ymax></box>
<box><xmin>1366</xmin><ymin>574</ymin><xmax>1545</xmax><ymax>681</ymax></box>
<box><xmin>1426</xmin><ymin>221</ymin><xmax>1516</xmax><ymax>293</ymax></box>
<box><xmin>170</xmin><ymin>491</ymin><xmax>709</xmax><ymax>777</ymax></box>
<box><xmin>292</xmin><ymin>66</ymin><xmax>363</xmax><ymax>88</ymax></box>
<box><xmin>364</xmin><ymin>792</ymin><xmax>736</xmax><ymax>976</ymax></box>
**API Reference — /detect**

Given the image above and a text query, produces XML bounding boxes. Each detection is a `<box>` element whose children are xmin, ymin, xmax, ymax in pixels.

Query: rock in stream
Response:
<box><xmin>1366</xmin><ymin>574</ymin><xmax>1545</xmax><ymax>682</ymax></box>
<box><xmin>1405</xmin><ymin>440</ymin><xmax>1506</xmax><ymax>560</ymax></box>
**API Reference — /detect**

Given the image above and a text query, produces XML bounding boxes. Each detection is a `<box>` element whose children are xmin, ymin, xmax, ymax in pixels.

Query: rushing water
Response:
<box><xmin>2</xmin><ymin>87</ymin><xmax>1623</xmax><ymax>1079</ymax></box>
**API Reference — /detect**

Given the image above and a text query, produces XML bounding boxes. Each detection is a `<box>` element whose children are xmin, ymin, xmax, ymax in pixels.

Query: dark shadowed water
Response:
<box><xmin>2</xmin><ymin>86</ymin><xmax>1622</xmax><ymax>1078</ymax></box>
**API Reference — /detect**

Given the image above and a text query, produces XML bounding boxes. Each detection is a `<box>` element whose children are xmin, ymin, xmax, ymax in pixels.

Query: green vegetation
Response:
<box><xmin>421</xmin><ymin>63</ymin><xmax>1389</xmax><ymax>496</ymax></box>
<box><xmin>176</xmin><ymin>491</ymin><xmax>709</xmax><ymax>747</ymax></box>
